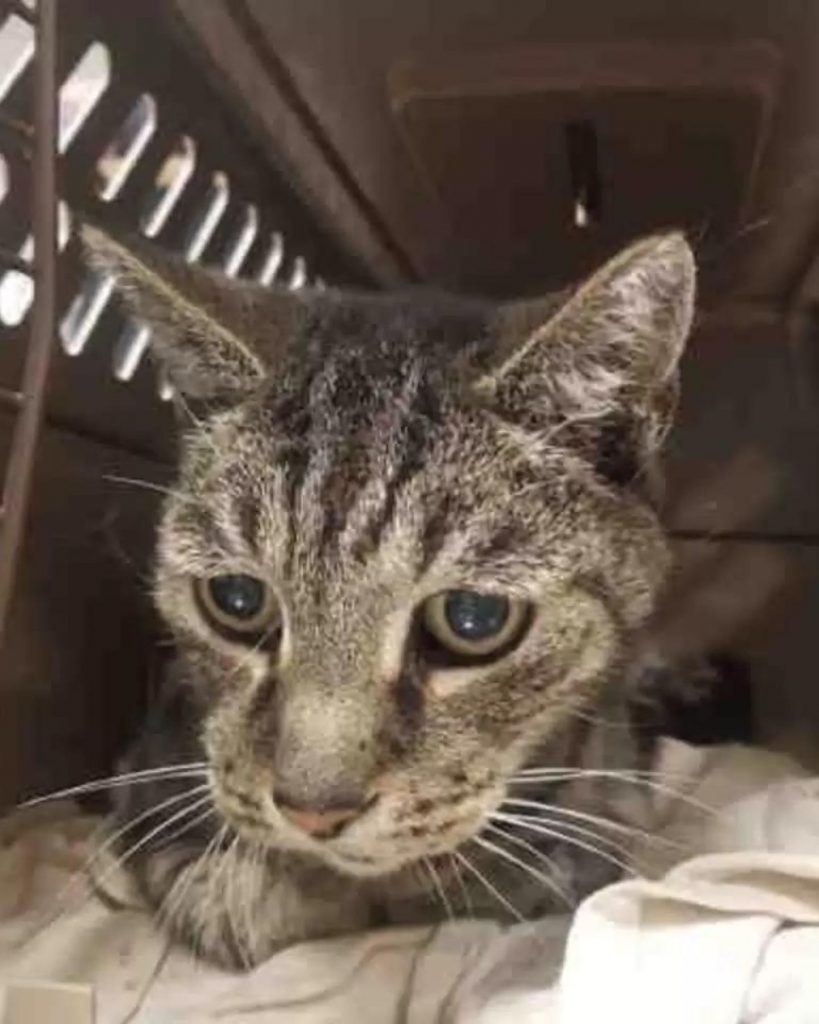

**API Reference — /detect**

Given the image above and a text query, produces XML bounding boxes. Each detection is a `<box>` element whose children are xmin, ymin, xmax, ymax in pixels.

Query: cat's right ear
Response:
<box><xmin>79</xmin><ymin>223</ymin><xmax>298</xmax><ymax>400</ymax></box>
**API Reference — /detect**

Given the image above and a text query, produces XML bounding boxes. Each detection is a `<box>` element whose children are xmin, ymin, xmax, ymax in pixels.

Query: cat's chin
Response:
<box><xmin>319</xmin><ymin>841</ymin><xmax>467</xmax><ymax>881</ymax></box>
<box><xmin>322</xmin><ymin>850</ymin><xmax>403</xmax><ymax>878</ymax></box>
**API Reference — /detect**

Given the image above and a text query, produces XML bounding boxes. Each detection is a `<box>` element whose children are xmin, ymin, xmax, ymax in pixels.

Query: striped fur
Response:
<box><xmin>83</xmin><ymin>226</ymin><xmax>695</xmax><ymax>968</ymax></box>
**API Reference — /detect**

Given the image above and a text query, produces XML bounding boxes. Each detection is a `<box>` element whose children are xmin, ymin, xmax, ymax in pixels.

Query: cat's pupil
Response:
<box><xmin>208</xmin><ymin>574</ymin><xmax>265</xmax><ymax>620</ymax></box>
<box><xmin>444</xmin><ymin>591</ymin><xmax>509</xmax><ymax>641</ymax></box>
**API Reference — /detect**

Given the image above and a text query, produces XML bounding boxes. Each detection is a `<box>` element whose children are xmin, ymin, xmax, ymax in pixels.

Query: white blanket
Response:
<box><xmin>2</xmin><ymin>742</ymin><xmax>818</xmax><ymax>1023</ymax></box>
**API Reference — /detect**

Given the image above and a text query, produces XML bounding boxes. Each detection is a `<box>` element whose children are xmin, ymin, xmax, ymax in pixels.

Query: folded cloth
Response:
<box><xmin>1</xmin><ymin>743</ymin><xmax>817</xmax><ymax>1024</ymax></box>
<box><xmin>556</xmin><ymin>851</ymin><xmax>819</xmax><ymax>1024</ymax></box>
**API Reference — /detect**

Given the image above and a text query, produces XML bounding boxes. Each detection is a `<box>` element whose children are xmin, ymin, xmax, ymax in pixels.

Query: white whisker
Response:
<box><xmin>217</xmin><ymin>631</ymin><xmax>274</xmax><ymax>689</ymax></box>
<box><xmin>511</xmin><ymin>770</ymin><xmax>715</xmax><ymax>815</ymax></box>
<box><xmin>423</xmin><ymin>856</ymin><xmax>454</xmax><ymax>921</ymax></box>
<box><xmin>492</xmin><ymin>809</ymin><xmax>633</xmax><ymax>864</ymax></box>
<box><xmin>492</xmin><ymin>813</ymin><xmax>633</xmax><ymax>875</ymax></box>
<box><xmin>160</xmin><ymin>821</ymin><xmax>225</xmax><ymax>961</ymax></box>
<box><xmin>149</xmin><ymin>799</ymin><xmax>217</xmax><ymax>853</ymax></box>
<box><xmin>500</xmin><ymin>797</ymin><xmax>679</xmax><ymax>850</ymax></box>
<box><xmin>482</xmin><ymin>822</ymin><xmax>575</xmax><ymax>908</ymax></box>
<box><xmin>103</xmin><ymin>474</ymin><xmax>204</xmax><ymax>508</ymax></box>
<box><xmin>19</xmin><ymin>785</ymin><xmax>214</xmax><ymax>952</ymax></box>
<box><xmin>198</xmin><ymin>823</ymin><xmax>233</xmax><ymax>962</ymax></box>
<box><xmin>448</xmin><ymin>851</ymin><xmax>472</xmax><ymax>917</ymax></box>
<box><xmin>453</xmin><ymin>849</ymin><xmax>523</xmax><ymax>922</ymax></box>
<box><xmin>223</xmin><ymin>836</ymin><xmax>251</xmax><ymax>969</ymax></box>
<box><xmin>472</xmin><ymin>832</ymin><xmax>573</xmax><ymax>909</ymax></box>
<box><xmin>86</xmin><ymin>784</ymin><xmax>212</xmax><ymax>889</ymax></box>
<box><xmin>19</xmin><ymin>762</ymin><xmax>210</xmax><ymax>809</ymax></box>
<box><xmin>244</xmin><ymin>842</ymin><xmax>265</xmax><ymax>964</ymax></box>
<box><xmin>92</xmin><ymin>792</ymin><xmax>215</xmax><ymax>902</ymax></box>
<box><xmin>515</xmin><ymin>766</ymin><xmax>690</xmax><ymax>782</ymax></box>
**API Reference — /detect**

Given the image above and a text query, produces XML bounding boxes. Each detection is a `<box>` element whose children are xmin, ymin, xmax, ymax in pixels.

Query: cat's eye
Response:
<box><xmin>195</xmin><ymin>574</ymin><xmax>279</xmax><ymax>639</ymax></box>
<box><xmin>421</xmin><ymin>590</ymin><xmax>529</xmax><ymax>660</ymax></box>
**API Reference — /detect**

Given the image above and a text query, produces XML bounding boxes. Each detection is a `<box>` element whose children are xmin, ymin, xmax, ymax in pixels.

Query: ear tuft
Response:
<box><xmin>480</xmin><ymin>232</ymin><xmax>696</xmax><ymax>485</ymax></box>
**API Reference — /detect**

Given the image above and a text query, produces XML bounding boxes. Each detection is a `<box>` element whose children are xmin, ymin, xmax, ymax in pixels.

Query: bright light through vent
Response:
<box><xmin>96</xmin><ymin>94</ymin><xmax>157</xmax><ymax>201</ymax></box>
<box><xmin>112</xmin><ymin>318</ymin><xmax>151</xmax><ymax>381</ymax></box>
<box><xmin>157</xmin><ymin>368</ymin><xmax>175</xmax><ymax>402</ymax></box>
<box><xmin>60</xmin><ymin>271</ymin><xmax>116</xmax><ymax>356</ymax></box>
<box><xmin>0</xmin><ymin>12</ymin><xmax>34</xmax><ymax>104</ymax></box>
<box><xmin>59</xmin><ymin>43</ymin><xmax>111</xmax><ymax>154</ymax></box>
<box><xmin>140</xmin><ymin>135</ymin><xmax>196</xmax><ymax>237</ymax></box>
<box><xmin>222</xmin><ymin>204</ymin><xmax>258</xmax><ymax>277</ymax></box>
<box><xmin>256</xmin><ymin>232</ymin><xmax>284</xmax><ymax>285</ymax></box>
<box><xmin>184</xmin><ymin>171</ymin><xmax>229</xmax><ymax>262</ymax></box>
<box><xmin>288</xmin><ymin>256</ymin><xmax>307</xmax><ymax>290</ymax></box>
<box><xmin>0</xmin><ymin>202</ymin><xmax>71</xmax><ymax>327</ymax></box>
<box><xmin>0</xmin><ymin>33</ymin><xmax>330</xmax><ymax>402</ymax></box>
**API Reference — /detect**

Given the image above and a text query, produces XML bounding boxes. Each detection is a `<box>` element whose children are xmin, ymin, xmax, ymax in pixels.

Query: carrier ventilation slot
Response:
<box><xmin>0</xmin><ymin>26</ymin><xmax>326</xmax><ymax>398</ymax></box>
<box><xmin>565</xmin><ymin>120</ymin><xmax>602</xmax><ymax>229</ymax></box>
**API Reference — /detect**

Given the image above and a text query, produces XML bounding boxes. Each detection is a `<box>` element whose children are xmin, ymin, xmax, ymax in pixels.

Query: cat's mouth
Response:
<box><xmin>212</xmin><ymin>777</ymin><xmax>497</xmax><ymax>878</ymax></box>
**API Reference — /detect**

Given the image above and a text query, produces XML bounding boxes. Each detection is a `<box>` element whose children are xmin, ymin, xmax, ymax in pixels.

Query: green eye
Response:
<box><xmin>422</xmin><ymin>590</ymin><xmax>529</xmax><ymax>659</ymax></box>
<box><xmin>195</xmin><ymin>574</ymin><xmax>279</xmax><ymax>637</ymax></box>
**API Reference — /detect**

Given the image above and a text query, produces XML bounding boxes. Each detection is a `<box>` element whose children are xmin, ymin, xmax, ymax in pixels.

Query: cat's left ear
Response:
<box><xmin>79</xmin><ymin>223</ymin><xmax>299</xmax><ymax>400</ymax></box>
<box><xmin>479</xmin><ymin>233</ymin><xmax>695</xmax><ymax>480</ymax></box>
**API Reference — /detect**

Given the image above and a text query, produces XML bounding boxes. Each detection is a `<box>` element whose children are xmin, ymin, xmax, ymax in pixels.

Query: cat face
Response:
<box><xmin>82</xmin><ymin>226</ymin><xmax>694</xmax><ymax>878</ymax></box>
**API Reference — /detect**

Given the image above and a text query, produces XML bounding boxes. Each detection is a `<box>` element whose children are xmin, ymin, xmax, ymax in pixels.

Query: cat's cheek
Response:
<box><xmin>522</xmin><ymin>593</ymin><xmax>619</xmax><ymax>701</ymax></box>
<box><xmin>427</xmin><ymin>665</ymin><xmax>485</xmax><ymax>700</ymax></box>
<box><xmin>203</xmin><ymin>673</ymin><xmax>277</xmax><ymax>768</ymax></box>
<box><xmin>173</xmin><ymin>641</ymin><xmax>266</xmax><ymax>713</ymax></box>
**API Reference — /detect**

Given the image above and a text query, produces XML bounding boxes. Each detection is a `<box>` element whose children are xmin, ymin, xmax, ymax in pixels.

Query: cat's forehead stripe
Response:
<box><xmin>252</xmin><ymin>349</ymin><xmax>441</xmax><ymax>570</ymax></box>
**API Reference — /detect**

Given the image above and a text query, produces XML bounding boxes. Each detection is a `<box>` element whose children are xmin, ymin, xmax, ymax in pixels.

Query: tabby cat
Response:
<box><xmin>81</xmin><ymin>224</ymin><xmax>695</xmax><ymax>968</ymax></box>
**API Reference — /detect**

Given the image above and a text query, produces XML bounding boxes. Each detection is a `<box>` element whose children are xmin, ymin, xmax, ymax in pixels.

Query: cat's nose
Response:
<box><xmin>274</xmin><ymin>790</ymin><xmax>363</xmax><ymax>838</ymax></box>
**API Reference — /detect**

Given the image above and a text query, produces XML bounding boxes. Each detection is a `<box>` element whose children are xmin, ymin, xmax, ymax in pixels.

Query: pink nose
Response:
<box><xmin>276</xmin><ymin>801</ymin><xmax>360</xmax><ymax>837</ymax></box>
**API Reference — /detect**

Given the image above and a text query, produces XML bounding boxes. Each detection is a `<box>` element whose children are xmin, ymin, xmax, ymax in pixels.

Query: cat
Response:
<box><xmin>80</xmin><ymin>223</ymin><xmax>695</xmax><ymax>968</ymax></box>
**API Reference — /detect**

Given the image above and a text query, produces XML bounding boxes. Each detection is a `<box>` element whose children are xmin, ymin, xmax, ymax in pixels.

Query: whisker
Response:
<box><xmin>514</xmin><ymin>766</ymin><xmax>691</xmax><ymax>781</ymax></box>
<box><xmin>510</xmin><ymin>771</ymin><xmax>716</xmax><ymax>815</ymax></box>
<box><xmin>472</xmin><ymin>832</ymin><xmax>573</xmax><ymax>910</ymax></box>
<box><xmin>159</xmin><ymin>820</ymin><xmax>225</xmax><ymax>963</ymax></box>
<box><xmin>158</xmin><ymin>821</ymin><xmax>223</xmax><ymax>940</ymax></box>
<box><xmin>235</xmin><ymin>841</ymin><xmax>257</xmax><ymax>966</ymax></box>
<box><xmin>492</xmin><ymin>810</ymin><xmax>633</xmax><ymax>865</ymax></box>
<box><xmin>19</xmin><ymin>762</ymin><xmax>210</xmax><ymax>809</ymax></box>
<box><xmin>448</xmin><ymin>851</ymin><xmax>472</xmax><ymax>917</ymax></box>
<box><xmin>27</xmin><ymin>786</ymin><xmax>207</xmax><ymax>946</ymax></box>
<box><xmin>452</xmin><ymin>849</ymin><xmax>523</xmax><ymax>922</ymax></box>
<box><xmin>119</xmin><ymin>936</ymin><xmax>174</xmax><ymax>1024</ymax></box>
<box><xmin>223</xmin><ymin>835</ymin><xmax>252</xmax><ymax>970</ymax></box>
<box><xmin>243</xmin><ymin>841</ymin><xmax>265</xmax><ymax>965</ymax></box>
<box><xmin>207</xmin><ymin>826</ymin><xmax>237</xmax><ymax>895</ymax></box>
<box><xmin>219</xmin><ymin>631</ymin><xmax>272</xmax><ymax>687</ymax></box>
<box><xmin>173</xmin><ymin>390</ymin><xmax>208</xmax><ymax>430</ymax></box>
<box><xmin>19</xmin><ymin>786</ymin><xmax>213</xmax><ymax>952</ymax></box>
<box><xmin>148</xmin><ymin>800</ymin><xmax>217</xmax><ymax>854</ymax></box>
<box><xmin>422</xmin><ymin>856</ymin><xmax>454</xmax><ymax>921</ymax></box>
<box><xmin>501</xmin><ymin>798</ymin><xmax>680</xmax><ymax>850</ymax></box>
<box><xmin>85</xmin><ymin>784</ymin><xmax>212</xmax><ymax>892</ymax></box>
<box><xmin>482</xmin><ymin>822</ymin><xmax>575</xmax><ymax>909</ymax></box>
<box><xmin>91</xmin><ymin>792</ymin><xmax>215</xmax><ymax>903</ymax></box>
<box><xmin>195</xmin><ymin>822</ymin><xmax>232</xmax><ymax>963</ymax></box>
<box><xmin>103</xmin><ymin>474</ymin><xmax>202</xmax><ymax>507</ymax></box>
<box><xmin>493</xmin><ymin>814</ymin><xmax>633</xmax><ymax>875</ymax></box>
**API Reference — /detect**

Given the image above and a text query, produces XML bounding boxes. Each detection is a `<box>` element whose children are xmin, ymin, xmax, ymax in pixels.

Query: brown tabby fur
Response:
<box><xmin>81</xmin><ymin>225</ymin><xmax>695</xmax><ymax>968</ymax></box>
